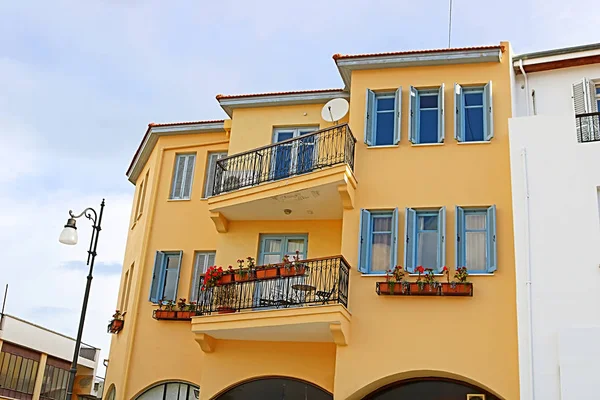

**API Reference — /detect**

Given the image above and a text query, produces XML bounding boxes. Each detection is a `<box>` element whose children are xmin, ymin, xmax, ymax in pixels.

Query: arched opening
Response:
<box><xmin>105</xmin><ymin>384</ymin><xmax>115</xmax><ymax>400</ymax></box>
<box><xmin>214</xmin><ymin>377</ymin><xmax>332</xmax><ymax>400</ymax></box>
<box><xmin>363</xmin><ymin>377</ymin><xmax>500</xmax><ymax>400</ymax></box>
<box><xmin>134</xmin><ymin>381</ymin><xmax>199</xmax><ymax>400</ymax></box>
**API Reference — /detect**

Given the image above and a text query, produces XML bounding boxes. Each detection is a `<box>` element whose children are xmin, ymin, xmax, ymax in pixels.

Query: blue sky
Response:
<box><xmin>0</xmin><ymin>0</ymin><xmax>596</xmax><ymax>375</ymax></box>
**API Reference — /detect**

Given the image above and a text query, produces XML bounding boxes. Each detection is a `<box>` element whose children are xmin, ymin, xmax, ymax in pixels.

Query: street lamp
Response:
<box><xmin>58</xmin><ymin>199</ymin><xmax>105</xmax><ymax>400</ymax></box>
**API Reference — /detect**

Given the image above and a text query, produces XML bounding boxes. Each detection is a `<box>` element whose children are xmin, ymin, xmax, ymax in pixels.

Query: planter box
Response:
<box><xmin>408</xmin><ymin>283</ymin><xmax>440</xmax><ymax>296</ymax></box>
<box><xmin>440</xmin><ymin>282</ymin><xmax>473</xmax><ymax>296</ymax></box>
<box><xmin>218</xmin><ymin>273</ymin><xmax>235</xmax><ymax>285</ymax></box>
<box><xmin>107</xmin><ymin>319</ymin><xmax>124</xmax><ymax>334</ymax></box>
<box><xmin>234</xmin><ymin>272</ymin><xmax>253</xmax><ymax>282</ymax></box>
<box><xmin>153</xmin><ymin>310</ymin><xmax>177</xmax><ymax>320</ymax></box>
<box><xmin>255</xmin><ymin>268</ymin><xmax>278</xmax><ymax>280</ymax></box>
<box><xmin>279</xmin><ymin>265</ymin><xmax>306</xmax><ymax>277</ymax></box>
<box><xmin>377</xmin><ymin>282</ymin><xmax>409</xmax><ymax>295</ymax></box>
<box><xmin>177</xmin><ymin>311</ymin><xmax>195</xmax><ymax>319</ymax></box>
<box><xmin>217</xmin><ymin>306</ymin><xmax>236</xmax><ymax>314</ymax></box>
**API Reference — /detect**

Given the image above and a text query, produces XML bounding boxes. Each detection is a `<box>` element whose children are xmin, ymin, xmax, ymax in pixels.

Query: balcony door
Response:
<box><xmin>272</xmin><ymin>127</ymin><xmax>318</xmax><ymax>180</ymax></box>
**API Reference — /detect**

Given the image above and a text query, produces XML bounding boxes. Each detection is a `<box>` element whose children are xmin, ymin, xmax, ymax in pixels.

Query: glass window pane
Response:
<box><xmin>138</xmin><ymin>385</ymin><xmax>165</xmax><ymax>400</ymax></box>
<box><xmin>165</xmin><ymin>383</ymin><xmax>179</xmax><ymax>399</ymax></box>
<box><xmin>372</xmin><ymin>216</ymin><xmax>392</xmax><ymax>232</ymax></box>
<box><xmin>371</xmin><ymin>233</ymin><xmax>391</xmax><ymax>272</ymax></box>
<box><xmin>376</xmin><ymin>97</ymin><xmax>395</xmax><ymax>111</ymax></box>
<box><xmin>275</xmin><ymin>131</ymin><xmax>294</xmax><ymax>142</ymax></box>
<box><xmin>418</xmin><ymin>215</ymin><xmax>438</xmax><ymax>230</ymax></box>
<box><xmin>166</xmin><ymin>255</ymin><xmax>179</xmax><ymax>270</ymax></box>
<box><xmin>263</xmin><ymin>239</ymin><xmax>281</xmax><ymax>253</ymax></box>
<box><xmin>263</xmin><ymin>254</ymin><xmax>281</xmax><ymax>265</ymax></box>
<box><xmin>178</xmin><ymin>383</ymin><xmax>188</xmax><ymax>400</ymax></box>
<box><xmin>419</xmin><ymin>109</ymin><xmax>438</xmax><ymax>144</ymax></box>
<box><xmin>286</xmin><ymin>239</ymin><xmax>305</xmax><ymax>255</ymax></box>
<box><xmin>164</xmin><ymin>268</ymin><xmax>178</xmax><ymax>301</ymax></box>
<box><xmin>466</xmin><ymin>231</ymin><xmax>486</xmax><ymax>271</ymax></box>
<box><xmin>464</xmin><ymin>107</ymin><xmax>484</xmax><ymax>141</ymax></box>
<box><xmin>419</xmin><ymin>94</ymin><xmax>438</xmax><ymax>109</ymax></box>
<box><xmin>417</xmin><ymin>231</ymin><xmax>438</xmax><ymax>270</ymax></box>
<box><xmin>465</xmin><ymin>213</ymin><xmax>486</xmax><ymax>230</ymax></box>
<box><xmin>188</xmin><ymin>387</ymin><xmax>200</xmax><ymax>400</ymax></box>
<box><xmin>375</xmin><ymin>112</ymin><xmax>394</xmax><ymax>145</ymax></box>
<box><xmin>464</xmin><ymin>92</ymin><xmax>483</xmax><ymax>106</ymax></box>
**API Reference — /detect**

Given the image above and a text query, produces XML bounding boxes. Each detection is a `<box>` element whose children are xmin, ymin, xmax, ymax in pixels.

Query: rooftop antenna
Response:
<box><xmin>1</xmin><ymin>284</ymin><xmax>7</xmax><ymax>328</ymax></box>
<box><xmin>321</xmin><ymin>98</ymin><xmax>349</xmax><ymax>125</ymax></box>
<box><xmin>448</xmin><ymin>0</ymin><xmax>453</xmax><ymax>48</ymax></box>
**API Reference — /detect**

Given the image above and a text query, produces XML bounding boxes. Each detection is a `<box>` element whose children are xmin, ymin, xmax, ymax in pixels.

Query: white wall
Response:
<box><xmin>509</xmin><ymin>113</ymin><xmax>600</xmax><ymax>400</ymax></box>
<box><xmin>0</xmin><ymin>314</ymin><xmax>99</xmax><ymax>371</ymax></box>
<box><xmin>513</xmin><ymin>64</ymin><xmax>600</xmax><ymax>117</ymax></box>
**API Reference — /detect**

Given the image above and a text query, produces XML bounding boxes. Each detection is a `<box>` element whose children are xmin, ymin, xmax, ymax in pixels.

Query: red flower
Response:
<box><xmin>442</xmin><ymin>266</ymin><xmax>448</xmax><ymax>272</ymax></box>
<box><xmin>416</xmin><ymin>266</ymin><xmax>425</xmax><ymax>274</ymax></box>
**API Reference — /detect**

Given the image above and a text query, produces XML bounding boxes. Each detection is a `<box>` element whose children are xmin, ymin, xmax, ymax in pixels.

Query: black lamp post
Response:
<box><xmin>58</xmin><ymin>199</ymin><xmax>105</xmax><ymax>400</ymax></box>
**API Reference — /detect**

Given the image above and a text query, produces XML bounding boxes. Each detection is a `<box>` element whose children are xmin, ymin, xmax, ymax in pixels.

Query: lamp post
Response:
<box><xmin>58</xmin><ymin>199</ymin><xmax>105</xmax><ymax>400</ymax></box>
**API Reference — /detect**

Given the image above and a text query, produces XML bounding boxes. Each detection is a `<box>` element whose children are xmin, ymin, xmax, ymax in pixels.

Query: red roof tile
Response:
<box><xmin>333</xmin><ymin>45</ymin><xmax>504</xmax><ymax>61</ymax></box>
<box><xmin>216</xmin><ymin>88</ymin><xmax>345</xmax><ymax>100</ymax></box>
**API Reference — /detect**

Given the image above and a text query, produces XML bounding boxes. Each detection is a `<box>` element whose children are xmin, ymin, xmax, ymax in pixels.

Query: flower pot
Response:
<box><xmin>441</xmin><ymin>282</ymin><xmax>473</xmax><ymax>296</ymax></box>
<box><xmin>234</xmin><ymin>273</ymin><xmax>252</xmax><ymax>282</ymax></box>
<box><xmin>378</xmin><ymin>282</ymin><xmax>408</xmax><ymax>295</ymax></box>
<box><xmin>154</xmin><ymin>310</ymin><xmax>177</xmax><ymax>320</ymax></box>
<box><xmin>409</xmin><ymin>283</ymin><xmax>440</xmax><ymax>296</ymax></box>
<box><xmin>279</xmin><ymin>265</ymin><xmax>306</xmax><ymax>277</ymax></box>
<box><xmin>218</xmin><ymin>273</ymin><xmax>234</xmax><ymax>285</ymax></box>
<box><xmin>255</xmin><ymin>268</ymin><xmax>278</xmax><ymax>280</ymax></box>
<box><xmin>177</xmin><ymin>311</ymin><xmax>194</xmax><ymax>319</ymax></box>
<box><xmin>108</xmin><ymin>319</ymin><xmax>124</xmax><ymax>333</ymax></box>
<box><xmin>217</xmin><ymin>306</ymin><xmax>236</xmax><ymax>314</ymax></box>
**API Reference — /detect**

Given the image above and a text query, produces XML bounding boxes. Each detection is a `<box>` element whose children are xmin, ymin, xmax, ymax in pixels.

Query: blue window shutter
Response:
<box><xmin>438</xmin><ymin>83</ymin><xmax>445</xmax><ymax>143</ymax></box>
<box><xmin>149</xmin><ymin>251</ymin><xmax>166</xmax><ymax>302</ymax></box>
<box><xmin>409</xmin><ymin>86</ymin><xmax>417</xmax><ymax>144</ymax></box>
<box><xmin>486</xmin><ymin>205</ymin><xmax>497</xmax><ymax>272</ymax></box>
<box><xmin>358</xmin><ymin>209</ymin><xmax>371</xmax><ymax>273</ymax></box>
<box><xmin>454</xmin><ymin>83</ymin><xmax>463</xmax><ymax>142</ymax></box>
<box><xmin>364</xmin><ymin>89</ymin><xmax>375</xmax><ymax>145</ymax></box>
<box><xmin>392</xmin><ymin>208</ymin><xmax>399</xmax><ymax>267</ymax></box>
<box><xmin>404</xmin><ymin>208</ymin><xmax>416</xmax><ymax>272</ymax></box>
<box><xmin>455</xmin><ymin>206</ymin><xmax>465</xmax><ymax>268</ymax></box>
<box><xmin>438</xmin><ymin>206</ymin><xmax>446</xmax><ymax>272</ymax></box>
<box><xmin>393</xmin><ymin>87</ymin><xmax>402</xmax><ymax>145</ymax></box>
<box><xmin>484</xmin><ymin>81</ymin><xmax>494</xmax><ymax>141</ymax></box>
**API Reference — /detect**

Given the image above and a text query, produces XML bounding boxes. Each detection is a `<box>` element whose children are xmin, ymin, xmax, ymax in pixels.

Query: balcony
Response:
<box><xmin>576</xmin><ymin>112</ymin><xmax>600</xmax><ymax>143</ymax></box>
<box><xmin>191</xmin><ymin>256</ymin><xmax>351</xmax><ymax>352</ymax></box>
<box><xmin>207</xmin><ymin>124</ymin><xmax>357</xmax><ymax>231</ymax></box>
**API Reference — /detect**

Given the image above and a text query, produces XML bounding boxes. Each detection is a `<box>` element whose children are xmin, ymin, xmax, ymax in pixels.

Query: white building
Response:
<box><xmin>509</xmin><ymin>43</ymin><xmax>600</xmax><ymax>400</ymax></box>
<box><xmin>0</xmin><ymin>314</ymin><xmax>102</xmax><ymax>400</ymax></box>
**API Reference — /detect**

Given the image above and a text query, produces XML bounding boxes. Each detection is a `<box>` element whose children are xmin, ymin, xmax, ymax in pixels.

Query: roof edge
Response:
<box><xmin>514</xmin><ymin>42</ymin><xmax>600</xmax><ymax>61</ymax></box>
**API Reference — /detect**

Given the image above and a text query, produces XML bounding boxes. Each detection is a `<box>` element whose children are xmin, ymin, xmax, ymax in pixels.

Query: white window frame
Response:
<box><xmin>170</xmin><ymin>154</ymin><xmax>196</xmax><ymax>200</ymax></box>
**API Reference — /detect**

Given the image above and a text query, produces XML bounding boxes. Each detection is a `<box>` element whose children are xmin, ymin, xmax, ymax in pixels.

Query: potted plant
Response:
<box><xmin>378</xmin><ymin>266</ymin><xmax>409</xmax><ymax>295</ymax></box>
<box><xmin>214</xmin><ymin>284</ymin><xmax>238</xmax><ymax>314</ymax></box>
<box><xmin>441</xmin><ymin>266</ymin><xmax>473</xmax><ymax>296</ymax></box>
<box><xmin>203</xmin><ymin>265</ymin><xmax>224</xmax><ymax>288</ymax></box>
<box><xmin>219</xmin><ymin>266</ymin><xmax>235</xmax><ymax>285</ymax></box>
<box><xmin>234</xmin><ymin>257</ymin><xmax>254</xmax><ymax>282</ymax></box>
<box><xmin>279</xmin><ymin>251</ymin><xmax>307</xmax><ymax>277</ymax></box>
<box><xmin>410</xmin><ymin>266</ymin><xmax>440</xmax><ymax>295</ymax></box>
<box><xmin>107</xmin><ymin>310</ymin><xmax>124</xmax><ymax>334</ymax></box>
<box><xmin>154</xmin><ymin>299</ymin><xmax>177</xmax><ymax>319</ymax></box>
<box><xmin>255</xmin><ymin>263</ymin><xmax>278</xmax><ymax>280</ymax></box>
<box><xmin>177</xmin><ymin>298</ymin><xmax>195</xmax><ymax>319</ymax></box>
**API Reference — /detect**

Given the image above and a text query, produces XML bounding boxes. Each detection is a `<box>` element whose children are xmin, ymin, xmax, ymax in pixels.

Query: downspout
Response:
<box><xmin>519</xmin><ymin>59</ymin><xmax>531</xmax><ymax>116</ymax></box>
<box><xmin>521</xmin><ymin>148</ymin><xmax>536</xmax><ymax>399</ymax></box>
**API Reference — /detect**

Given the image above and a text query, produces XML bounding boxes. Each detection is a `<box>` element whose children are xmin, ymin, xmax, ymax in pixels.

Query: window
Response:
<box><xmin>258</xmin><ymin>235</ymin><xmax>307</xmax><ymax>265</ymax></box>
<box><xmin>203</xmin><ymin>152</ymin><xmax>228</xmax><ymax>198</ymax></box>
<box><xmin>272</xmin><ymin>127</ymin><xmax>319</xmax><ymax>179</ymax></box>
<box><xmin>596</xmin><ymin>84</ymin><xmax>600</xmax><ymax>111</ymax></box>
<box><xmin>409</xmin><ymin>85</ymin><xmax>445</xmax><ymax>144</ymax></box>
<box><xmin>105</xmin><ymin>385</ymin><xmax>116</xmax><ymax>400</ymax></box>
<box><xmin>365</xmin><ymin>88</ymin><xmax>401</xmax><ymax>146</ymax></box>
<box><xmin>135</xmin><ymin>382</ymin><xmax>199</xmax><ymax>400</ymax></box>
<box><xmin>119</xmin><ymin>270</ymin><xmax>129</xmax><ymax>310</ymax></box>
<box><xmin>404</xmin><ymin>208</ymin><xmax>446</xmax><ymax>273</ymax></box>
<box><xmin>170</xmin><ymin>154</ymin><xmax>196</xmax><ymax>200</ymax></box>
<box><xmin>357</xmin><ymin>209</ymin><xmax>399</xmax><ymax>274</ymax></box>
<box><xmin>573</xmin><ymin>79</ymin><xmax>600</xmax><ymax>142</ymax></box>
<box><xmin>123</xmin><ymin>264</ymin><xmax>134</xmax><ymax>312</ymax></box>
<box><xmin>134</xmin><ymin>171</ymin><xmax>149</xmax><ymax>220</ymax></box>
<box><xmin>190</xmin><ymin>251</ymin><xmax>216</xmax><ymax>302</ymax></box>
<box><xmin>0</xmin><ymin>348</ymin><xmax>39</xmax><ymax>398</ymax></box>
<box><xmin>454</xmin><ymin>82</ymin><xmax>493</xmax><ymax>142</ymax></box>
<box><xmin>41</xmin><ymin>363</ymin><xmax>69</xmax><ymax>400</ymax></box>
<box><xmin>149</xmin><ymin>251</ymin><xmax>182</xmax><ymax>302</ymax></box>
<box><xmin>456</xmin><ymin>206</ymin><xmax>497</xmax><ymax>273</ymax></box>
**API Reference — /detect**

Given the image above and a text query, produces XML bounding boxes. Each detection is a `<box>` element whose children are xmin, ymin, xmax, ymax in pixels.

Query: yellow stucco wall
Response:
<box><xmin>105</xmin><ymin>42</ymin><xmax>518</xmax><ymax>400</ymax></box>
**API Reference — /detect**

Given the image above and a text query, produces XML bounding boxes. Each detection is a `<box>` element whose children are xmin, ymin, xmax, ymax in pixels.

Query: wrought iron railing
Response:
<box><xmin>576</xmin><ymin>112</ymin><xmax>600</xmax><ymax>143</ymax></box>
<box><xmin>193</xmin><ymin>256</ymin><xmax>350</xmax><ymax>315</ymax></box>
<box><xmin>212</xmin><ymin>124</ymin><xmax>356</xmax><ymax>195</ymax></box>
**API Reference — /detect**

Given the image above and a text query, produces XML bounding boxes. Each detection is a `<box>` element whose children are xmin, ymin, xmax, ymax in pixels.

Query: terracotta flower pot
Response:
<box><xmin>234</xmin><ymin>272</ymin><xmax>252</xmax><ymax>282</ymax></box>
<box><xmin>255</xmin><ymin>268</ymin><xmax>278</xmax><ymax>280</ymax></box>
<box><xmin>217</xmin><ymin>306</ymin><xmax>236</xmax><ymax>314</ymax></box>
<box><xmin>108</xmin><ymin>319</ymin><xmax>124</xmax><ymax>333</ymax></box>
<box><xmin>440</xmin><ymin>282</ymin><xmax>473</xmax><ymax>296</ymax></box>
<box><xmin>279</xmin><ymin>265</ymin><xmax>306</xmax><ymax>277</ymax></box>
<box><xmin>177</xmin><ymin>311</ymin><xmax>195</xmax><ymax>319</ymax></box>
<box><xmin>378</xmin><ymin>282</ymin><xmax>408</xmax><ymax>295</ymax></box>
<box><xmin>409</xmin><ymin>283</ymin><xmax>440</xmax><ymax>296</ymax></box>
<box><xmin>218</xmin><ymin>273</ymin><xmax>234</xmax><ymax>285</ymax></box>
<box><xmin>154</xmin><ymin>310</ymin><xmax>177</xmax><ymax>319</ymax></box>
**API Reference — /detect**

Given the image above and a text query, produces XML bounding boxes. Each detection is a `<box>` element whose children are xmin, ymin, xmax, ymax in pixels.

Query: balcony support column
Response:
<box><xmin>195</xmin><ymin>333</ymin><xmax>216</xmax><ymax>353</ymax></box>
<box><xmin>329</xmin><ymin>323</ymin><xmax>349</xmax><ymax>346</ymax></box>
<box><xmin>210</xmin><ymin>212</ymin><xmax>229</xmax><ymax>233</ymax></box>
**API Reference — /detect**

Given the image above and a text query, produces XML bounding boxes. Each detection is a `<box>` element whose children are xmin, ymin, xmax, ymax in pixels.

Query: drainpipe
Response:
<box><xmin>519</xmin><ymin>59</ymin><xmax>531</xmax><ymax>116</ymax></box>
<box><xmin>521</xmin><ymin>148</ymin><xmax>536</xmax><ymax>400</ymax></box>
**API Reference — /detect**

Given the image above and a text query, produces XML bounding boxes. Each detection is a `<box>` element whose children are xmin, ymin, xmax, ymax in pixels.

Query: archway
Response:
<box><xmin>134</xmin><ymin>381</ymin><xmax>199</xmax><ymax>400</ymax></box>
<box><xmin>214</xmin><ymin>377</ymin><xmax>332</xmax><ymax>400</ymax></box>
<box><xmin>363</xmin><ymin>377</ymin><xmax>500</xmax><ymax>400</ymax></box>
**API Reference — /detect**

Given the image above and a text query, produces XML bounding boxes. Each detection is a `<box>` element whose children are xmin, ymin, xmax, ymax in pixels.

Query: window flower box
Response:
<box><xmin>218</xmin><ymin>273</ymin><xmax>234</xmax><ymax>285</ymax></box>
<box><xmin>279</xmin><ymin>265</ymin><xmax>306</xmax><ymax>277</ymax></box>
<box><xmin>440</xmin><ymin>282</ymin><xmax>473</xmax><ymax>296</ymax></box>
<box><xmin>255</xmin><ymin>267</ymin><xmax>278</xmax><ymax>280</ymax></box>
<box><xmin>377</xmin><ymin>282</ymin><xmax>409</xmax><ymax>295</ymax></box>
<box><xmin>409</xmin><ymin>282</ymin><xmax>440</xmax><ymax>296</ymax></box>
<box><xmin>107</xmin><ymin>318</ymin><xmax>124</xmax><ymax>334</ymax></box>
<box><xmin>153</xmin><ymin>309</ymin><xmax>177</xmax><ymax>320</ymax></box>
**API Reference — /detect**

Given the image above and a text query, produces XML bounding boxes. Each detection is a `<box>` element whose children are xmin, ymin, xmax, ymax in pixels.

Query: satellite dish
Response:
<box><xmin>321</xmin><ymin>98</ymin><xmax>349</xmax><ymax>124</ymax></box>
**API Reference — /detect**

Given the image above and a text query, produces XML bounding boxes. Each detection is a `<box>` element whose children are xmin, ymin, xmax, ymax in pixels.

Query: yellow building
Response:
<box><xmin>104</xmin><ymin>42</ymin><xmax>519</xmax><ymax>400</ymax></box>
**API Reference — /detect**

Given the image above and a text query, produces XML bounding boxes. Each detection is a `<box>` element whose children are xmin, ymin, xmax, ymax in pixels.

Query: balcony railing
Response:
<box><xmin>212</xmin><ymin>124</ymin><xmax>356</xmax><ymax>195</ymax></box>
<box><xmin>576</xmin><ymin>112</ymin><xmax>600</xmax><ymax>143</ymax></box>
<box><xmin>194</xmin><ymin>256</ymin><xmax>350</xmax><ymax>315</ymax></box>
